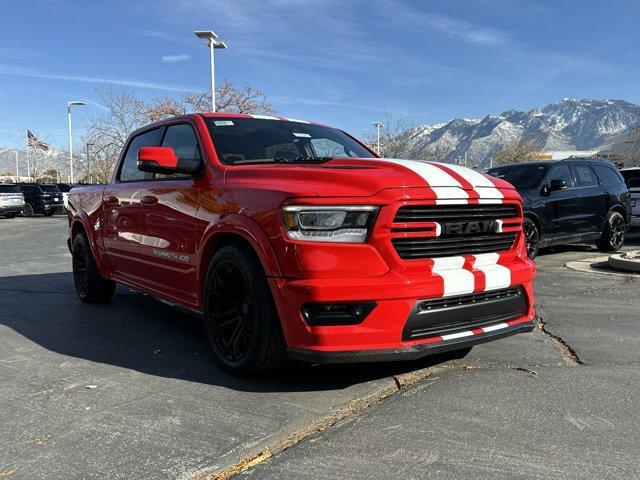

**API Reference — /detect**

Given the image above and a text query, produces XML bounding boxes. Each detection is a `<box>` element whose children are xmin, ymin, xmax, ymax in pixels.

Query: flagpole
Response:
<box><xmin>15</xmin><ymin>150</ymin><xmax>19</xmax><ymax>183</ymax></box>
<box><xmin>25</xmin><ymin>129</ymin><xmax>30</xmax><ymax>181</ymax></box>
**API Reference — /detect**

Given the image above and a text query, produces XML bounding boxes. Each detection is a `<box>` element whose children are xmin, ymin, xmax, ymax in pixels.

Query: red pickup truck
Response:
<box><xmin>67</xmin><ymin>113</ymin><xmax>536</xmax><ymax>375</ymax></box>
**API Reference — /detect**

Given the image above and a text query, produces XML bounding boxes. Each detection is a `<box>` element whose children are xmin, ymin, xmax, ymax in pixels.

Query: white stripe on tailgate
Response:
<box><xmin>432</xmin><ymin>256</ymin><xmax>475</xmax><ymax>297</ymax></box>
<box><xmin>473</xmin><ymin>252</ymin><xmax>511</xmax><ymax>291</ymax></box>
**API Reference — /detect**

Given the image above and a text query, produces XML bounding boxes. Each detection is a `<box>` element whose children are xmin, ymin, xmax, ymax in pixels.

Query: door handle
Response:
<box><xmin>141</xmin><ymin>195</ymin><xmax>158</xmax><ymax>205</ymax></box>
<box><xmin>105</xmin><ymin>195</ymin><xmax>118</xmax><ymax>205</ymax></box>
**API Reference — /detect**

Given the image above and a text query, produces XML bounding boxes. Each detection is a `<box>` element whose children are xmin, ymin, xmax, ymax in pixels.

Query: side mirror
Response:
<box><xmin>548</xmin><ymin>179</ymin><xmax>567</xmax><ymax>192</ymax></box>
<box><xmin>137</xmin><ymin>147</ymin><xmax>179</xmax><ymax>174</ymax></box>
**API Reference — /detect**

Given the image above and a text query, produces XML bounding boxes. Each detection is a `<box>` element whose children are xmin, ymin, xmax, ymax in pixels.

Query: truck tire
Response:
<box><xmin>596</xmin><ymin>211</ymin><xmax>625</xmax><ymax>252</ymax></box>
<box><xmin>23</xmin><ymin>204</ymin><xmax>34</xmax><ymax>217</ymax></box>
<box><xmin>72</xmin><ymin>233</ymin><xmax>116</xmax><ymax>303</ymax></box>
<box><xmin>203</xmin><ymin>245</ymin><xmax>288</xmax><ymax>376</ymax></box>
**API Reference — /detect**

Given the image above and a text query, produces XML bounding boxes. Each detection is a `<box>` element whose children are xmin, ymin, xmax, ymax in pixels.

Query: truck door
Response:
<box><xmin>139</xmin><ymin>123</ymin><xmax>202</xmax><ymax>306</ymax></box>
<box><xmin>103</xmin><ymin>127</ymin><xmax>162</xmax><ymax>281</ymax></box>
<box><xmin>569</xmin><ymin>162</ymin><xmax>606</xmax><ymax>235</ymax></box>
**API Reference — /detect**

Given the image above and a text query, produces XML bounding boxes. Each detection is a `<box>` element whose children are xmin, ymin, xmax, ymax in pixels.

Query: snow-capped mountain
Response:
<box><xmin>405</xmin><ymin>98</ymin><xmax>640</xmax><ymax>168</ymax></box>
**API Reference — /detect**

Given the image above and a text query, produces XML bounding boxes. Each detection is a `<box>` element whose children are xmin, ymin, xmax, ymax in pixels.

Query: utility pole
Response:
<box><xmin>67</xmin><ymin>100</ymin><xmax>86</xmax><ymax>183</ymax></box>
<box><xmin>14</xmin><ymin>150</ymin><xmax>18</xmax><ymax>183</ymax></box>
<box><xmin>372</xmin><ymin>122</ymin><xmax>383</xmax><ymax>156</ymax></box>
<box><xmin>194</xmin><ymin>30</ymin><xmax>227</xmax><ymax>112</ymax></box>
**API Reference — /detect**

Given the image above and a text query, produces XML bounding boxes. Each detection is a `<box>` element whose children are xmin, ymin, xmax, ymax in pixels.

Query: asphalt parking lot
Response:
<box><xmin>1</xmin><ymin>217</ymin><xmax>639</xmax><ymax>479</ymax></box>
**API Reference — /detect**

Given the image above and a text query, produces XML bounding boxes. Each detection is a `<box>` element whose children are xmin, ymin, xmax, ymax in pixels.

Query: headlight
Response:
<box><xmin>282</xmin><ymin>205</ymin><xmax>378</xmax><ymax>243</ymax></box>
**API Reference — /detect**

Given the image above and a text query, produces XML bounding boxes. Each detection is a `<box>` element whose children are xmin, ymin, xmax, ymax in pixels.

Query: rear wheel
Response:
<box><xmin>596</xmin><ymin>211</ymin><xmax>625</xmax><ymax>252</ymax></box>
<box><xmin>203</xmin><ymin>245</ymin><xmax>288</xmax><ymax>376</ymax></box>
<box><xmin>22</xmin><ymin>204</ymin><xmax>34</xmax><ymax>217</ymax></box>
<box><xmin>72</xmin><ymin>234</ymin><xmax>116</xmax><ymax>303</ymax></box>
<box><xmin>522</xmin><ymin>218</ymin><xmax>540</xmax><ymax>259</ymax></box>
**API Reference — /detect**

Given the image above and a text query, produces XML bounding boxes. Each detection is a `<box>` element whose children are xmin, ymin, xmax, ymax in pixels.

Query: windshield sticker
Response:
<box><xmin>293</xmin><ymin>132</ymin><xmax>311</xmax><ymax>138</ymax></box>
<box><xmin>214</xmin><ymin>120</ymin><xmax>234</xmax><ymax>126</ymax></box>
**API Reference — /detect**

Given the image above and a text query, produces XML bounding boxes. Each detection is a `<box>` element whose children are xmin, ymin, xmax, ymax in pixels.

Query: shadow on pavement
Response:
<box><xmin>0</xmin><ymin>272</ymin><xmax>464</xmax><ymax>394</ymax></box>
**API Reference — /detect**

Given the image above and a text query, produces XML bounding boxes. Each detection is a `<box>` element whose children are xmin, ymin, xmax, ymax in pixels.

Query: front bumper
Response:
<box><xmin>269</xmin><ymin>256</ymin><xmax>536</xmax><ymax>362</ymax></box>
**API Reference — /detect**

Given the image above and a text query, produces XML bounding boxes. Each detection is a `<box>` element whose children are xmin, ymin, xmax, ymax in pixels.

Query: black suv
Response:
<box><xmin>487</xmin><ymin>159</ymin><xmax>630</xmax><ymax>258</ymax></box>
<box><xmin>17</xmin><ymin>183</ymin><xmax>65</xmax><ymax>216</ymax></box>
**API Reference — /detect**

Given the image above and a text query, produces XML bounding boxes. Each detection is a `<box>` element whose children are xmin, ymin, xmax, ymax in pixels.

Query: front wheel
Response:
<box><xmin>522</xmin><ymin>218</ymin><xmax>540</xmax><ymax>259</ymax></box>
<box><xmin>203</xmin><ymin>245</ymin><xmax>288</xmax><ymax>376</ymax></box>
<box><xmin>596</xmin><ymin>211</ymin><xmax>625</xmax><ymax>252</ymax></box>
<box><xmin>22</xmin><ymin>204</ymin><xmax>34</xmax><ymax>217</ymax></box>
<box><xmin>72</xmin><ymin>234</ymin><xmax>116</xmax><ymax>302</ymax></box>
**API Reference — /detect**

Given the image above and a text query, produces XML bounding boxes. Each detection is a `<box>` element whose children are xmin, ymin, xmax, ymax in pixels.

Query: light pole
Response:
<box><xmin>86</xmin><ymin>142</ymin><xmax>93</xmax><ymax>183</ymax></box>
<box><xmin>194</xmin><ymin>30</ymin><xmax>227</xmax><ymax>112</ymax></box>
<box><xmin>373</xmin><ymin>122</ymin><xmax>383</xmax><ymax>155</ymax></box>
<box><xmin>67</xmin><ymin>100</ymin><xmax>86</xmax><ymax>183</ymax></box>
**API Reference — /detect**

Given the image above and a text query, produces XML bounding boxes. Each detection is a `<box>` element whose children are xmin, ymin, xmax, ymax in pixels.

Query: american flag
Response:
<box><xmin>27</xmin><ymin>130</ymin><xmax>50</xmax><ymax>152</ymax></box>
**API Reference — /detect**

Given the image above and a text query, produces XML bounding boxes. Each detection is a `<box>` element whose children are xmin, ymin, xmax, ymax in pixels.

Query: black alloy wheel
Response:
<box><xmin>208</xmin><ymin>261</ymin><xmax>255</xmax><ymax>363</ymax></box>
<box><xmin>204</xmin><ymin>245</ymin><xmax>287</xmax><ymax>375</ymax></box>
<box><xmin>71</xmin><ymin>234</ymin><xmax>116</xmax><ymax>302</ymax></box>
<box><xmin>522</xmin><ymin>218</ymin><xmax>540</xmax><ymax>259</ymax></box>
<box><xmin>597</xmin><ymin>211</ymin><xmax>625</xmax><ymax>252</ymax></box>
<box><xmin>23</xmin><ymin>204</ymin><xmax>34</xmax><ymax>217</ymax></box>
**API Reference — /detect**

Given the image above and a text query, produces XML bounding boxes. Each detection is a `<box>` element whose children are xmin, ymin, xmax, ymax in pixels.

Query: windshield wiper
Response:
<box><xmin>231</xmin><ymin>156</ymin><xmax>334</xmax><ymax>165</ymax></box>
<box><xmin>272</xmin><ymin>156</ymin><xmax>334</xmax><ymax>163</ymax></box>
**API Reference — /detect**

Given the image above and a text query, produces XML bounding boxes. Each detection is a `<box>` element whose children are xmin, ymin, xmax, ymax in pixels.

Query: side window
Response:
<box><xmin>118</xmin><ymin>128</ymin><xmax>162</xmax><ymax>182</ymax></box>
<box><xmin>596</xmin><ymin>165</ymin><xmax>625</xmax><ymax>186</ymax></box>
<box><xmin>157</xmin><ymin>124</ymin><xmax>202</xmax><ymax>179</ymax></box>
<box><xmin>572</xmin><ymin>164</ymin><xmax>599</xmax><ymax>187</ymax></box>
<box><xmin>547</xmin><ymin>164</ymin><xmax>574</xmax><ymax>188</ymax></box>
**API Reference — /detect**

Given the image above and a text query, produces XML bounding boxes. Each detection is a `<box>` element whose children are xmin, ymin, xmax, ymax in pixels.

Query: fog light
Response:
<box><xmin>301</xmin><ymin>302</ymin><xmax>377</xmax><ymax>326</ymax></box>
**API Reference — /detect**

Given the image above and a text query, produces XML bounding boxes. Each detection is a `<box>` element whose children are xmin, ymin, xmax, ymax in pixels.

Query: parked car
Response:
<box><xmin>487</xmin><ymin>159</ymin><xmax>630</xmax><ymax>258</ymax></box>
<box><xmin>67</xmin><ymin>114</ymin><xmax>537</xmax><ymax>375</ymax></box>
<box><xmin>0</xmin><ymin>184</ymin><xmax>26</xmax><ymax>218</ymax></box>
<box><xmin>620</xmin><ymin>167</ymin><xmax>640</xmax><ymax>231</ymax></box>
<box><xmin>18</xmin><ymin>183</ymin><xmax>65</xmax><ymax>216</ymax></box>
<box><xmin>55</xmin><ymin>183</ymin><xmax>75</xmax><ymax>210</ymax></box>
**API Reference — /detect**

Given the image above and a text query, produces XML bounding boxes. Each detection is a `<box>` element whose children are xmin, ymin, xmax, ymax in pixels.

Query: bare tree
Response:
<box><xmin>492</xmin><ymin>139</ymin><xmax>542</xmax><ymax>166</ymax></box>
<box><xmin>144</xmin><ymin>80</ymin><xmax>275</xmax><ymax>121</ymax></box>
<box><xmin>362</xmin><ymin>114</ymin><xmax>448</xmax><ymax>161</ymax></box>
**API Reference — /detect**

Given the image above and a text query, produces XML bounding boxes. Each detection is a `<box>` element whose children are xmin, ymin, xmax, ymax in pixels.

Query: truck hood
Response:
<box><xmin>224</xmin><ymin>157</ymin><xmax>514</xmax><ymax>199</ymax></box>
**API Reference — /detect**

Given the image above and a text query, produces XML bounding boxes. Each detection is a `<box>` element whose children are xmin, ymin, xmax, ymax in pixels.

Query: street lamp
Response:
<box><xmin>194</xmin><ymin>30</ymin><xmax>227</xmax><ymax>112</ymax></box>
<box><xmin>373</xmin><ymin>122</ymin><xmax>384</xmax><ymax>155</ymax></box>
<box><xmin>67</xmin><ymin>100</ymin><xmax>86</xmax><ymax>183</ymax></box>
<box><xmin>86</xmin><ymin>142</ymin><xmax>94</xmax><ymax>184</ymax></box>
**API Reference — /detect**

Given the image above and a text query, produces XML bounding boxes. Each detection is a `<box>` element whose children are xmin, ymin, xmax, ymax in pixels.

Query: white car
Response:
<box><xmin>0</xmin><ymin>184</ymin><xmax>26</xmax><ymax>218</ymax></box>
<box><xmin>621</xmin><ymin>167</ymin><xmax>640</xmax><ymax>229</ymax></box>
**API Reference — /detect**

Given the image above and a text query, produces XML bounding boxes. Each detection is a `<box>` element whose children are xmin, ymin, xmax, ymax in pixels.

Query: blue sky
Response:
<box><xmin>1</xmin><ymin>0</ymin><xmax>639</xmax><ymax>149</ymax></box>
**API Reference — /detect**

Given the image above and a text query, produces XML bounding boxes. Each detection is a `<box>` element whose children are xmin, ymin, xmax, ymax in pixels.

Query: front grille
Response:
<box><xmin>391</xmin><ymin>204</ymin><xmax>519</xmax><ymax>259</ymax></box>
<box><xmin>394</xmin><ymin>204</ymin><xmax>518</xmax><ymax>223</ymax></box>
<box><xmin>402</xmin><ymin>286</ymin><xmax>527</xmax><ymax>340</ymax></box>
<box><xmin>392</xmin><ymin>233</ymin><xmax>517</xmax><ymax>258</ymax></box>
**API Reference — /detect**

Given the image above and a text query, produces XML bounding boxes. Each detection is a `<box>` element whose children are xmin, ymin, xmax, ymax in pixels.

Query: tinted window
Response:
<box><xmin>157</xmin><ymin>124</ymin><xmax>202</xmax><ymax>179</ymax></box>
<box><xmin>572</xmin><ymin>164</ymin><xmax>599</xmax><ymax>187</ymax></box>
<box><xmin>205</xmin><ymin>118</ymin><xmax>374</xmax><ymax>164</ymax></box>
<box><xmin>119</xmin><ymin>128</ymin><xmax>162</xmax><ymax>182</ymax></box>
<box><xmin>621</xmin><ymin>169</ymin><xmax>640</xmax><ymax>187</ymax></box>
<box><xmin>0</xmin><ymin>185</ymin><xmax>20</xmax><ymax>193</ymax></box>
<box><xmin>56</xmin><ymin>184</ymin><xmax>72</xmax><ymax>192</ymax></box>
<box><xmin>547</xmin><ymin>164</ymin><xmax>574</xmax><ymax>188</ymax></box>
<box><xmin>20</xmin><ymin>185</ymin><xmax>41</xmax><ymax>194</ymax></box>
<box><xmin>41</xmin><ymin>185</ymin><xmax>61</xmax><ymax>193</ymax></box>
<box><xmin>595</xmin><ymin>165</ymin><xmax>625</xmax><ymax>186</ymax></box>
<box><xmin>487</xmin><ymin>164</ymin><xmax>549</xmax><ymax>189</ymax></box>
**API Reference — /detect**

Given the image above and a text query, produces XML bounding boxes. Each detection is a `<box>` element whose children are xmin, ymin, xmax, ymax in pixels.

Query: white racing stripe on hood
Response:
<box><xmin>376</xmin><ymin>159</ymin><xmax>469</xmax><ymax>204</ymax></box>
<box><xmin>473</xmin><ymin>252</ymin><xmax>511</xmax><ymax>290</ymax></box>
<box><xmin>438</xmin><ymin>162</ymin><xmax>504</xmax><ymax>203</ymax></box>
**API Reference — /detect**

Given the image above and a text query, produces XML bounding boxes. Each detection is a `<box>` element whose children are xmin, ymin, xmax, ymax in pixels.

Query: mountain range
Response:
<box><xmin>404</xmin><ymin>98</ymin><xmax>640</xmax><ymax>168</ymax></box>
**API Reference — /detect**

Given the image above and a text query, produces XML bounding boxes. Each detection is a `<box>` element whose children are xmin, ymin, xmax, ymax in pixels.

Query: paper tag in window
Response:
<box><xmin>293</xmin><ymin>132</ymin><xmax>311</xmax><ymax>138</ymax></box>
<box><xmin>214</xmin><ymin>120</ymin><xmax>234</xmax><ymax>126</ymax></box>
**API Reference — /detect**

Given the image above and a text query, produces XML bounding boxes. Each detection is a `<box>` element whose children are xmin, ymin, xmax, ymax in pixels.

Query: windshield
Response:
<box><xmin>40</xmin><ymin>185</ymin><xmax>61</xmax><ymax>193</ymax></box>
<box><xmin>487</xmin><ymin>164</ymin><xmax>550</xmax><ymax>189</ymax></box>
<box><xmin>205</xmin><ymin>117</ymin><xmax>375</xmax><ymax>164</ymax></box>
